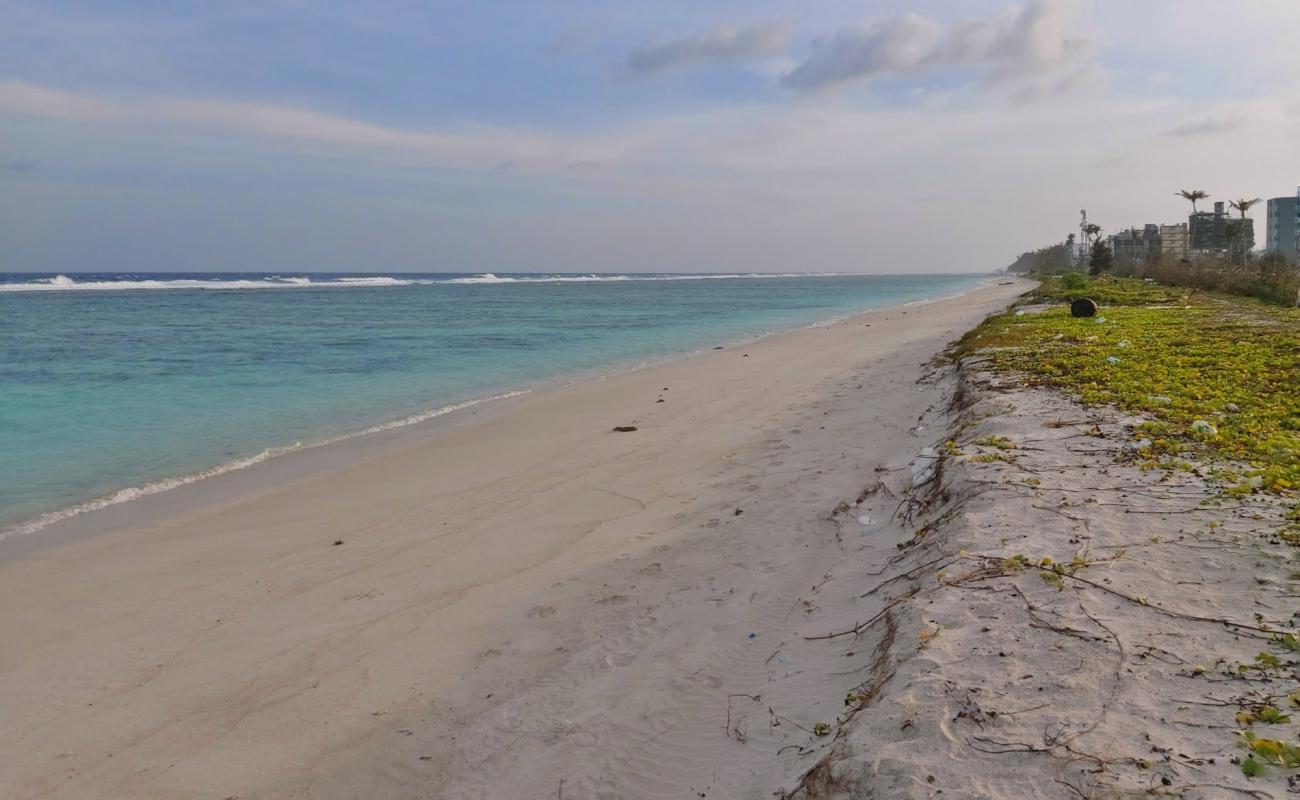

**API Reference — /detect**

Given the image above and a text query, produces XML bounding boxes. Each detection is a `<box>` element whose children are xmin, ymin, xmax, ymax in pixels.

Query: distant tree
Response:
<box><xmin>1006</xmin><ymin>242</ymin><xmax>1071</xmax><ymax>274</ymax></box>
<box><xmin>1065</xmin><ymin>233</ymin><xmax>1077</xmax><ymax>268</ymax></box>
<box><xmin>1089</xmin><ymin>236</ymin><xmax>1113</xmax><ymax>276</ymax></box>
<box><xmin>1177</xmin><ymin>189</ymin><xmax>1210</xmax><ymax>214</ymax></box>
<box><xmin>1083</xmin><ymin>224</ymin><xmax>1102</xmax><ymax>265</ymax></box>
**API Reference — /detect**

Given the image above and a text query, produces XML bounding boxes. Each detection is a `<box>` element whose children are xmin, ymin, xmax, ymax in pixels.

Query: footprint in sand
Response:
<box><xmin>595</xmin><ymin>594</ymin><xmax>630</xmax><ymax>606</ymax></box>
<box><xmin>689</xmin><ymin>672</ymin><xmax>725</xmax><ymax>689</ymax></box>
<box><xmin>528</xmin><ymin>605</ymin><xmax>556</xmax><ymax>618</ymax></box>
<box><xmin>636</xmin><ymin>563</ymin><xmax>663</xmax><ymax>576</ymax></box>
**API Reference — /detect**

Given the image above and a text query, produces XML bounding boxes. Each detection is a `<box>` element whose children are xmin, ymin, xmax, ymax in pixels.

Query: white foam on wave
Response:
<box><xmin>0</xmin><ymin>389</ymin><xmax>531</xmax><ymax>544</ymax></box>
<box><xmin>443</xmin><ymin>272</ymin><xmax>847</xmax><ymax>285</ymax></box>
<box><xmin>0</xmin><ymin>272</ymin><xmax>858</xmax><ymax>292</ymax></box>
<box><xmin>0</xmin><ymin>275</ymin><xmax>422</xmax><ymax>292</ymax></box>
<box><xmin>334</xmin><ymin>277</ymin><xmax>413</xmax><ymax>286</ymax></box>
<box><xmin>443</xmin><ymin>272</ymin><xmax>520</xmax><ymax>284</ymax></box>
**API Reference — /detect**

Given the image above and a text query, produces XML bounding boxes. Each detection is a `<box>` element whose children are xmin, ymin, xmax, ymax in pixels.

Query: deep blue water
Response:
<box><xmin>0</xmin><ymin>271</ymin><xmax>987</xmax><ymax>536</ymax></box>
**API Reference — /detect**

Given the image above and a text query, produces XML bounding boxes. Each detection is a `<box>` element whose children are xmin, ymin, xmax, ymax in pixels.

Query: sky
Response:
<box><xmin>1</xmin><ymin>0</ymin><xmax>1299</xmax><ymax>274</ymax></box>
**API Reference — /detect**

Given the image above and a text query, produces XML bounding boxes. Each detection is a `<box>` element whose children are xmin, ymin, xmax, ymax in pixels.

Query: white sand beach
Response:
<box><xmin>0</xmin><ymin>281</ymin><xmax>1031</xmax><ymax>799</ymax></box>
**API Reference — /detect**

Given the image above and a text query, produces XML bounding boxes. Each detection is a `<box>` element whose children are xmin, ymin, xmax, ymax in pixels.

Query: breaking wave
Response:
<box><xmin>0</xmin><ymin>275</ymin><xmax>419</xmax><ymax>292</ymax></box>
<box><xmin>0</xmin><ymin>273</ymin><xmax>850</xmax><ymax>292</ymax></box>
<box><xmin>442</xmin><ymin>272</ymin><xmax>845</xmax><ymax>284</ymax></box>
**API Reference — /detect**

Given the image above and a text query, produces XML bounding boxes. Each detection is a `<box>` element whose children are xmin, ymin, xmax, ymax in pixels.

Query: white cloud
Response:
<box><xmin>0</xmin><ymin>80</ymin><xmax>117</xmax><ymax>120</ymax></box>
<box><xmin>781</xmin><ymin>15</ymin><xmax>941</xmax><ymax>91</ymax></box>
<box><xmin>627</xmin><ymin>22</ymin><xmax>790</xmax><ymax>74</ymax></box>
<box><xmin>781</xmin><ymin>0</ymin><xmax>1087</xmax><ymax>92</ymax></box>
<box><xmin>1161</xmin><ymin>116</ymin><xmax>1244</xmax><ymax>138</ymax></box>
<box><xmin>0</xmin><ymin>81</ymin><xmax>617</xmax><ymax>171</ymax></box>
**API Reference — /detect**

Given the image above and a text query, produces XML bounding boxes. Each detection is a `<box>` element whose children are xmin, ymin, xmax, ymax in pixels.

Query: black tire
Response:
<box><xmin>1070</xmin><ymin>297</ymin><xmax>1098</xmax><ymax>318</ymax></box>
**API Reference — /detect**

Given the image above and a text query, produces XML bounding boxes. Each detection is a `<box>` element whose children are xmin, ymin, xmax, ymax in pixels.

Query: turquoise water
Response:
<box><xmin>0</xmin><ymin>272</ymin><xmax>986</xmax><ymax>536</ymax></box>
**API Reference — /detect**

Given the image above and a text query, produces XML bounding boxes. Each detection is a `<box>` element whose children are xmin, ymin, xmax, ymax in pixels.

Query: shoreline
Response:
<box><xmin>0</xmin><ymin>276</ymin><xmax>1001</xmax><ymax>556</ymax></box>
<box><xmin>0</xmin><ymin>279</ymin><xmax>1030</xmax><ymax>799</ymax></box>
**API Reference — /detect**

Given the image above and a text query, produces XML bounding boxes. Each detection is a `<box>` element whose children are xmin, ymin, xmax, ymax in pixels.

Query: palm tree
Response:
<box><xmin>1084</xmin><ymin>223</ymin><xmax>1101</xmax><ymax>245</ymax></box>
<box><xmin>1177</xmin><ymin>189</ymin><xmax>1209</xmax><ymax>214</ymax></box>
<box><xmin>1229</xmin><ymin>197</ymin><xmax>1259</xmax><ymax>219</ymax></box>
<box><xmin>1229</xmin><ymin>198</ymin><xmax>1259</xmax><ymax>265</ymax></box>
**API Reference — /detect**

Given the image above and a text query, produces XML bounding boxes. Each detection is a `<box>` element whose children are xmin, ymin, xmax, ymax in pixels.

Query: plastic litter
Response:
<box><xmin>910</xmin><ymin>447</ymin><xmax>940</xmax><ymax>489</ymax></box>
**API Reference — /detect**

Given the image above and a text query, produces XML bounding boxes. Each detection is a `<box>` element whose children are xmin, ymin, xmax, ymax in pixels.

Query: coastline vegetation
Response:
<box><xmin>1012</xmin><ymin>246</ymin><xmax>1300</xmax><ymax>307</ymax></box>
<box><xmin>1118</xmin><ymin>251</ymin><xmax>1300</xmax><ymax>307</ymax></box>
<box><xmin>957</xmin><ymin>275</ymin><xmax>1300</xmax><ymax>537</ymax></box>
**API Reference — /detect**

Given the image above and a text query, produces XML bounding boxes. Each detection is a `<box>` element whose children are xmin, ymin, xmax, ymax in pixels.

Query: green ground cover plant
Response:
<box><xmin>958</xmin><ymin>276</ymin><xmax>1300</xmax><ymax>532</ymax></box>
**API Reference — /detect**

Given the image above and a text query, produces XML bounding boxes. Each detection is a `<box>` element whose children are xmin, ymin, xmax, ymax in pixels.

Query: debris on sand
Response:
<box><xmin>1070</xmin><ymin>297</ymin><xmax>1098</xmax><ymax>317</ymax></box>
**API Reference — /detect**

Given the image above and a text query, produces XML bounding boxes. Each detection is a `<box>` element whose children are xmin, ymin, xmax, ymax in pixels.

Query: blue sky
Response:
<box><xmin>2</xmin><ymin>0</ymin><xmax>1298</xmax><ymax>273</ymax></box>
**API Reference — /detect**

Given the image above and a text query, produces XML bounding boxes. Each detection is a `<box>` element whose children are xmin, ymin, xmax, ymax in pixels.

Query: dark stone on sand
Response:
<box><xmin>612</xmin><ymin>426</ymin><xmax>638</xmax><ymax>432</ymax></box>
<box><xmin>656</xmin><ymin>398</ymin><xmax>664</xmax><ymax>403</ymax></box>
<box><xmin>1070</xmin><ymin>297</ymin><xmax>1098</xmax><ymax>318</ymax></box>
<box><xmin>333</xmin><ymin>539</ymin><xmax>344</xmax><ymax>546</ymax></box>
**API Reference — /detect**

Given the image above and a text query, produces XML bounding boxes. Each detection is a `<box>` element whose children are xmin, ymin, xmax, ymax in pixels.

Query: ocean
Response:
<box><xmin>0</xmin><ymin>271</ymin><xmax>988</xmax><ymax>539</ymax></box>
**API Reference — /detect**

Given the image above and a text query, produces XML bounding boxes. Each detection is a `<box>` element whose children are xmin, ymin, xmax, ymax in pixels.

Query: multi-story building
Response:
<box><xmin>1159</xmin><ymin>223</ymin><xmax>1188</xmax><ymax>262</ymax></box>
<box><xmin>1266</xmin><ymin>187</ymin><xmax>1300</xmax><ymax>262</ymax></box>
<box><xmin>1110</xmin><ymin>224</ymin><xmax>1161</xmax><ymax>264</ymax></box>
<box><xmin>1188</xmin><ymin>201</ymin><xmax>1255</xmax><ymax>259</ymax></box>
<box><xmin>1189</xmin><ymin>201</ymin><xmax>1230</xmax><ymax>256</ymax></box>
